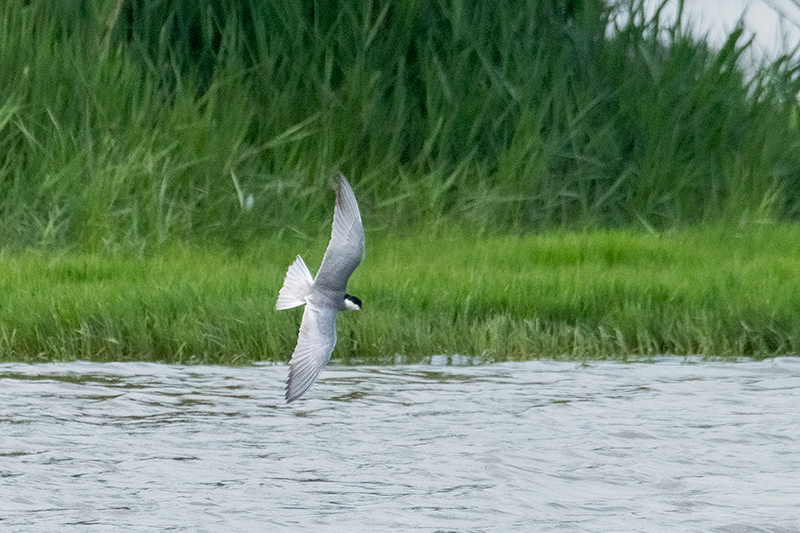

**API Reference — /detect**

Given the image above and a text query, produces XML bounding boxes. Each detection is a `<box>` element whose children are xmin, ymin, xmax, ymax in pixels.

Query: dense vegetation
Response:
<box><xmin>1</xmin><ymin>0</ymin><xmax>799</xmax><ymax>251</ymax></box>
<box><xmin>0</xmin><ymin>0</ymin><xmax>799</xmax><ymax>362</ymax></box>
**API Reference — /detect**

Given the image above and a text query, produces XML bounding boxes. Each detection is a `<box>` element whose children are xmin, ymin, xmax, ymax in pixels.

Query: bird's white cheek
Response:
<box><xmin>344</xmin><ymin>300</ymin><xmax>362</xmax><ymax>311</ymax></box>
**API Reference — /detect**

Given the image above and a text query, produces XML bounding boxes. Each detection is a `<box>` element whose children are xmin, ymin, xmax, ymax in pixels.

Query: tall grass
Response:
<box><xmin>0</xmin><ymin>0</ymin><xmax>799</xmax><ymax>250</ymax></box>
<box><xmin>1</xmin><ymin>226</ymin><xmax>799</xmax><ymax>363</ymax></box>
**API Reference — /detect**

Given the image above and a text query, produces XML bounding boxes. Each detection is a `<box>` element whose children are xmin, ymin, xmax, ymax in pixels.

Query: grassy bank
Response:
<box><xmin>1</xmin><ymin>226</ymin><xmax>798</xmax><ymax>364</ymax></box>
<box><xmin>2</xmin><ymin>2</ymin><xmax>800</xmax><ymax>363</ymax></box>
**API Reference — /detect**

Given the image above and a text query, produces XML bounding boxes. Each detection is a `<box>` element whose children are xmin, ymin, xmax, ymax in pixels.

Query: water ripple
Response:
<box><xmin>1</xmin><ymin>358</ymin><xmax>799</xmax><ymax>532</ymax></box>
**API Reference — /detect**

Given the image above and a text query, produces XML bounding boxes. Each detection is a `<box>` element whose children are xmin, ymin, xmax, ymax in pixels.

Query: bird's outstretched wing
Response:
<box><xmin>285</xmin><ymin>304</ymin><xmax>338</xmax><ymax>403</ymax></box>
<box><xmin>313</xmin><ymin>173</ymin><xmax>365</xmax><ymax>293</ymax></box>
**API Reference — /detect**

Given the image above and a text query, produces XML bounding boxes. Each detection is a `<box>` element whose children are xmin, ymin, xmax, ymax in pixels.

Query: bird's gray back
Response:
<box><xmin>307</xmin><ymin>287</ymin><xmax>347</xmax><ymax>311</ymax></box>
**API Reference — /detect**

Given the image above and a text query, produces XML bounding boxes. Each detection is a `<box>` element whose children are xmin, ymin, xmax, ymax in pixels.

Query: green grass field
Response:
<box><xmin>1</xmin><ymin>0</ymin><xmax>799</xmax><ymax>363</ymax></box>
<box><xmin>1</xmin><ymin>225</ymin><xmax>798</xmax><ymax>363</ymax></box>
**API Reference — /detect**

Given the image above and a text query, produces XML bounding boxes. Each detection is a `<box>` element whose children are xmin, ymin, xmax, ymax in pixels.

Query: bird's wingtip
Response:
<box><xmin>336</xmin><ymin>171</ymin><xmax>353</xmax><ymax>188</ymax></box>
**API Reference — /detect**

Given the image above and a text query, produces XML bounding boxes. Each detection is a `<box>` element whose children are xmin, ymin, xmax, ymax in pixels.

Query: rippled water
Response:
<box><xmin>2</xmin><ymin>358</ymin><xmax>799</xmax><ymax>532</ymax></box>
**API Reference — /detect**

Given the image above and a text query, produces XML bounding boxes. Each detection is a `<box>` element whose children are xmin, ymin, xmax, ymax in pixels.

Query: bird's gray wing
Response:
<box><xmin>312</xmin><ymin>173</ymin><xmax>365</xmax><ymax>293</ymax></box>
<box><xmin>285</xmin><ymin>303</ymin><xmax>337</xmax><ymax>402</ymax></box>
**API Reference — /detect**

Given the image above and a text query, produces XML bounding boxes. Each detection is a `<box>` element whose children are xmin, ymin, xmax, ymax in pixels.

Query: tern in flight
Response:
<box><xmin>276</xmin><ymin>173</ymin><xmax>365</xmax><ymax>402</ymax></box>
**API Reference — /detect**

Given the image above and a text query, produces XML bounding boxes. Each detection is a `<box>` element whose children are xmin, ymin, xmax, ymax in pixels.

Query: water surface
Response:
<box><xmin>2</xmin><ymin>358</ymin><xmax>799</xmax><ymax>532</ymax></box>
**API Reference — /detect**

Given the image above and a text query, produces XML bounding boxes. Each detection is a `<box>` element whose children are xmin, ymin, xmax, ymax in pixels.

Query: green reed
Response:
<box><xmin>0</xmin><ymin>0</ymin><xmax>799</xmax><ymax>251</ymax></box>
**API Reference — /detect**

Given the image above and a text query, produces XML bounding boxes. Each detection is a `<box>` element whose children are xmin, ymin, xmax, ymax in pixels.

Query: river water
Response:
<box><xmin>2</xmin><ymin>358</ymin><xmax>799</xmax><ymax>532</ymax></box>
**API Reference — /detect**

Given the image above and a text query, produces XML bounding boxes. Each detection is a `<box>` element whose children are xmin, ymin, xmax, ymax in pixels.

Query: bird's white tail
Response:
<box><xmin>276</xmin><ymin>255</ymin><xmax>315</xmax><ymax>310</ymax></box>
